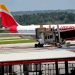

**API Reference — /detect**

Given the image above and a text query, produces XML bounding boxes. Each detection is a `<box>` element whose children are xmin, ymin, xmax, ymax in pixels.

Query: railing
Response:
<box><xmin>0</xmin><ymin>62</ymin><xmax>75</xmax><ymax>75</ymax></box>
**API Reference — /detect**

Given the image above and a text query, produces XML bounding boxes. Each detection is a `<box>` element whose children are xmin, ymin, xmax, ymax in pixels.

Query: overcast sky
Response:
<box><xmin>0</xmin><ymin>0</ymin><xmax>75</xmax><ymax>11</ymax></box>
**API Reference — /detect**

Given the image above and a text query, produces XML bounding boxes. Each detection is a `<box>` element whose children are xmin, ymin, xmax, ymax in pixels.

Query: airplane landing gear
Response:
<box><xmin>35</xmin><ymin>43</ymin><xmax>43</xmax><ymax>48</ymax></box>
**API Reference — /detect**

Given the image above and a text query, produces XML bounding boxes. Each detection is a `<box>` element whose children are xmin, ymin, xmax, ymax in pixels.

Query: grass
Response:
<box><xmin>0</xmin><ymin>39</ymin><xmax>36</xmax><ymax>44</ymax></box>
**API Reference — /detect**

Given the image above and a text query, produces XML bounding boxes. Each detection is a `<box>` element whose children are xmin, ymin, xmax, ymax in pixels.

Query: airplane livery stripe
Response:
<box><xmin>1</xmin><ymin>12</ymin><xmax>17</xmax><ymax>27</ymax></box>
<box><xmin>0</xmin><ymin>9</ymin><xmax>19</xmax><ymax>25</ymax></box>
<box><xmin>0</xmin><ymin>9</ymin><xmax>13</xmax><ymax>17</ymax></box>
<box><xmin>10</xmin><ymin>25</ymin><xmax>18</xmax><ymax>33</ymax></box>
<box><xmin>0</xmin><ymin>4</ymin><xmax>18</xmax><ymax>33</ymax></box>
<box><xmin>1</xmin><ymin>12</ymin><xmax>18</xmax><ymax>33</ymax></box>
<box><xmin>0</xmin><ymin>4</ymin><xmax>10</xmax><ymax>13</ymax></box>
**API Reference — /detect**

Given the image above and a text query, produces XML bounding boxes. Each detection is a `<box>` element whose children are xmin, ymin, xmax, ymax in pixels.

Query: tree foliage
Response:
<box><xmin>14</xmin><ymin>12</ymin><xmax>75</xmax><ymax>25</ymax></box>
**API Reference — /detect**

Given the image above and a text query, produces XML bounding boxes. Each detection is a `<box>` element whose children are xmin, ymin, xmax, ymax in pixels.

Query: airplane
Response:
<box><xmin>0</xmin><ymin>4</ymin><xmax>75</xmax><ymax>40</ymax></box>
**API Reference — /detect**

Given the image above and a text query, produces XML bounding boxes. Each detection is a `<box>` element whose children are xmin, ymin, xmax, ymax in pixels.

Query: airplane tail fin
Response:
<box><xmin>0</xmin><ymin>4</ymin><xmax>18</xmax><ymax>32</ymax></box>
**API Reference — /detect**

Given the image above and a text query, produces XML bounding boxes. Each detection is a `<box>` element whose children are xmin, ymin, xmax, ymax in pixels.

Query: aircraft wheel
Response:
<box><xmin>38</xmin><ymin>44</ymin><xmax>43</xmax><ymax>47</ymax></box>
<box><xmin>35</xmin><ymin>43</ymin><xmax>43</xmax><ymax>47</ymax></box>
<box><xmin>35</xmin><ymin>44</ymin><xmax>38</xmax><ymax>47</ymax></box>
<box><xmin>40</xmin><ymin>44</ymin><xmax>43</xmax><ymax>47</ymax></box>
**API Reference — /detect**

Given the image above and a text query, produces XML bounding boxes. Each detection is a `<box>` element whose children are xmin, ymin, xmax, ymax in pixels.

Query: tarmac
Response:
<box><xmin>0</xmin><ymin>42</ymin><xmax>75</xmax><ymax>62</ymax></box>
<box><xmin>0</xmin><ymin>43</ymin><xmax>57</xmax><ymax>53</ymax></box>
<box><xmin>0</xmin><ymin>42</ymin><xmax>75</xmax><ymax>54</ymax></box>
<box><xmin>0</xmin><ymin>43</ymin><xmax>75</xmax><ymax>75</ymax></box>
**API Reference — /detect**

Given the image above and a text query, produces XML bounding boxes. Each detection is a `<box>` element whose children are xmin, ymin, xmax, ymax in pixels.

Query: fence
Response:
<box><xmin>0</xmin><ymin>61</ymin><xmax>75</xmax><ymax>75</ymax></box>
